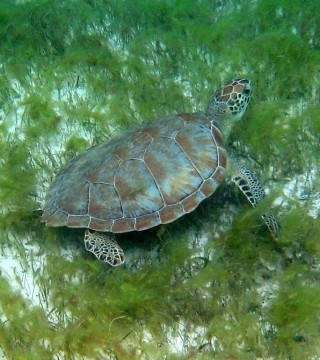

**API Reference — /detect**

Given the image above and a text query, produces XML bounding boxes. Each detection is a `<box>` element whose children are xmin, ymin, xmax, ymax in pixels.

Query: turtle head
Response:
<box><xmin>206</xmin><ymin>78</ymin><xmax>252</xmax><ymax>137</ymax></box>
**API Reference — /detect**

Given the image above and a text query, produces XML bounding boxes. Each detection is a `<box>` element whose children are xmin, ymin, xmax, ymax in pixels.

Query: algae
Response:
<box><xmin>0</xmin><ymin>0</ymin><xmax>320</xmax><ymax>358</ymax></box>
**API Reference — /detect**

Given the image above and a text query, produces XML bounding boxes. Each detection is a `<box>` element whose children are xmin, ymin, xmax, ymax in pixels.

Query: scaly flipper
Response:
<box><xmin>84</xmin><ymin>230</ymin><xmax>125</xmax><ymax>266</ymax></box>
<box><xmin>231</xmin><ymin>162</ymin><xmax>279</xmax><ymax>238</ymax></box>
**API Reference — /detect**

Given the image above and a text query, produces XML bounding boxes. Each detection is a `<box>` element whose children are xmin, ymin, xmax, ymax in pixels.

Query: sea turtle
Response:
<box><xmin>41</xmin><ymin>78</ymin><xmax>279</xmax><ymax>266</ymax></box>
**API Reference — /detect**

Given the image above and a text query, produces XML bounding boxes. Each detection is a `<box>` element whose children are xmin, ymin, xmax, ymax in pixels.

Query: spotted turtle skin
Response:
<box><xmin>41</xmin><ymin>113</ymin><xmax>227</xmax><ymax>232</ymax></box>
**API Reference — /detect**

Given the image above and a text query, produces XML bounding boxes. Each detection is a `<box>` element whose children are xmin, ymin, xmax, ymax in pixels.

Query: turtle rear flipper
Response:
<box><xmin>84</xmin><ymin>230</ymin><xmax>125</xmax><ymax>266</ymax></box>
<box><xmin>231</xmin><ymin>162</ymin><xmax>279</xmax><ymax>238</ymax></box>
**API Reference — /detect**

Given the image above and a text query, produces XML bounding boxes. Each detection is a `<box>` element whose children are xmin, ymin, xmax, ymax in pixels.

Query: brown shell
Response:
<box><xmin>41</xmin><ymin>113</ymin><xmax>227</xmax><ymax>233</ymax></box>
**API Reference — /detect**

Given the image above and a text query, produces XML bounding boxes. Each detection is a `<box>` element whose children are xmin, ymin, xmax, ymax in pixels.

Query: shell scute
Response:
<box><xmin>178</xmin><ymin>113</ymin><xmax>211</xmax><ymax>128</ymax></box>
<box><xmin>67</xmin><ymin>215</ymin><xmax>90</xmax><ymax>228</ymax></box>
<box><xmin>43</xmin><ymin>209</ymin><xmax>68</xmax><ymax>227</ymax></box>
<box><xmin>175</xmin><ymin>123</ymin><xmax>219</xmax><ymax>179</ymax></box>
<box><xmin>159</xmin><ymin>203</ymin><xmax>185</xmax><ymax>224</ymax></box>
<box><xmin>199</xmin><ymin>175</ymin><xmax>223</xmax><ymax>198</ymax></box>
<box><xmin>112</xmin><ymin>131</ymin><xmax>152</xmax><ymax>160</ymax></box>
<box><xmin>86</xmin><ymin>154</ymin><xmax>120</xmax><ymax>183</ymax></box>
<box><xmin>89</xmin><ymin>183</ymin><xmax>122</xmax><ymax>219</ymax></box>
<box><xmin>56</xmin><ymin>181</ymin><xmax>90</xmax><ymax>215</ymax></box>
<box><xmin>111</xmin><ymin>218</ymin><xmax>136</xmax><ymax>232</ymax></box>
<box><xmin>144</xmin><ymin>136</ymin><xmax>202</xmax><ymax>205</ymax></box>
<box><xmin>115</xmin><ymin>159</ymin><xmax>163</xmax><ymax>217</ymax></box>
<box><xmin>89</xmin><ymin>218</ymin><xmax>114</xmax><ymax>232</ymax></box>
<box><xmin>211</xmin><ymin>124</ymin><xmax>224</xmax><ymax>148</ymax></box>
<box><xmin>143</xmin><ymin>115</ymin><xmax>184</xmax><ymax>138</ymax></box>
<box><xmin>135</xmin><ymin>213</ymin><xmax>161</xmax><ymax>231</ymax></box>
<box><xmin>181</xmin><ymin>191</ymin><xmax>206</xmax><ymax>213</ymax></box>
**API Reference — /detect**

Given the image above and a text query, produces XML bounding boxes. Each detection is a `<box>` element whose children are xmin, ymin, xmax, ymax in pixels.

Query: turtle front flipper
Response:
<box><xmin>231</xmin><ymin>162</ymin><xmax>279</xmax><ymax>238</ymax></box>
<box><xmin>84</xmin><ymin>230</ymin><xmax>125</xmax><ymax>266</ymax></box>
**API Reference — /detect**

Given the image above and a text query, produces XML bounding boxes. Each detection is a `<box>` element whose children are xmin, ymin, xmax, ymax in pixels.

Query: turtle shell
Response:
<box><xmin>41</xmin><ymin>113</ymin><xmax>227</xmax><ymax>233</ymax></box>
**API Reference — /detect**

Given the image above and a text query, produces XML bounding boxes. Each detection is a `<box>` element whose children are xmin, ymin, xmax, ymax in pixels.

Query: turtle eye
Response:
<box><xmin>242</xmin><ymin>82</ymin><xmax>252</xmax><ymax>96</ymax></box>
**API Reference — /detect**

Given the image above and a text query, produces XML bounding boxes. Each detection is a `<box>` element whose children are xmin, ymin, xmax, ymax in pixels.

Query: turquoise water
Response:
<box><xmin>0</xmin><ymin>0</ymin><xmax>319</xmax><ymax>358</ymax></box>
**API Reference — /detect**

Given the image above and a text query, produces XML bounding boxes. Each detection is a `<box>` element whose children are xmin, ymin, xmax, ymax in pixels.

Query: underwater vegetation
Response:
<box><xmin>0</xmin><ymin>0</ymin><xmax>320</xmax><ymax>358</ymax></box>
